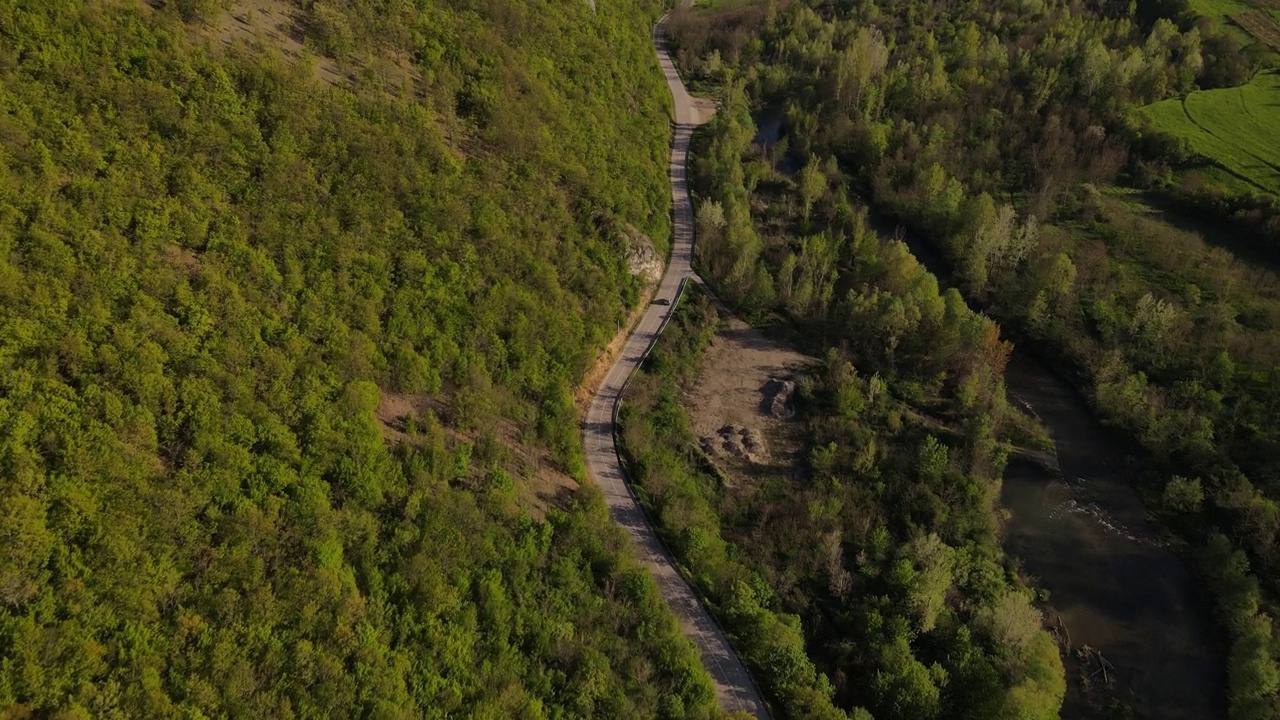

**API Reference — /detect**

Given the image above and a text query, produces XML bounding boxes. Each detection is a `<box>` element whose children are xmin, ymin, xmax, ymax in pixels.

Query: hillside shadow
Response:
<box><xmin>1137</xmin><ymin>190</ymin><xmax>1280</xmax><ymax>273</ymax></box>
<box><xmin>715</xmin><ymin>324</ymin><xmax>785</xmax><ymax>352</ymax></box>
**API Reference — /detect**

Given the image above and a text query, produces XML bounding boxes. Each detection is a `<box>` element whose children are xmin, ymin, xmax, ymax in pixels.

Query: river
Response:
<box><xmin>1002</xmin><ymin>353</ymin><xmax>1222</xmax><ymax>718</ymax></box>
<box><xmin>891</xmin><ymin>214</ymin><xmax>1224</xmax><ymax>718</ymax></box>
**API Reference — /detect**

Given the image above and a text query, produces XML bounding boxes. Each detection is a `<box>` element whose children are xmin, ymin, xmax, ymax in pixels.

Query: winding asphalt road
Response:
<box><xmin>581</xmin><ymin>13</ymin><xmax>771</xmax><ymax>720</ymax></box>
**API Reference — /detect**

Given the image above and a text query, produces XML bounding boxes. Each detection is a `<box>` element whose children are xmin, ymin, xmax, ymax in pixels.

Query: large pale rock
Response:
<box><xmin>621</xmin><ymin>225</ymin><xmax>662</xmax><ymax>285</ymax></box>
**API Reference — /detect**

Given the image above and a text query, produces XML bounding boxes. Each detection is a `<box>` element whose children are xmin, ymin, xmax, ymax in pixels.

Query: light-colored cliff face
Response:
<box><xmin>622</xmin><ymin>225</ymin><xmax>663</xmax><ymax>286</ymax></box>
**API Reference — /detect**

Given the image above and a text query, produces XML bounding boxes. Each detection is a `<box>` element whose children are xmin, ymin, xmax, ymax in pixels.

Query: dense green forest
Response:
<box><xmin>669</xmin><ymin>0</ymin><xmax>1280</xmax><ymax>718</ymax></box>
<box><xmin>0</xmin><ymin>0</ymin><xmax>733</xmax><ymax>717</ymax></box>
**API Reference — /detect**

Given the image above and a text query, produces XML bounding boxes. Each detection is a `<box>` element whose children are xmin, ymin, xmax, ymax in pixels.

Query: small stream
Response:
<box><xmin>885</xmin><ymin>213</ymin><xmax>1224</xmax><ymax>717</ymax></box>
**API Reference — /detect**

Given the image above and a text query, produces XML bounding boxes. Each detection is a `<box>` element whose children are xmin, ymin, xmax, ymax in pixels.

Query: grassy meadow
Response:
<box><xmin>1140</xmin><ymin>70</ymin><xmax>1280</xmax><ymax>193</ymax></box>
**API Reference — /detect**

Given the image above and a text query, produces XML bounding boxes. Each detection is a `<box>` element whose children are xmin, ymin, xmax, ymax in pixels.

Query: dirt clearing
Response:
<box><xmin>685</xmin><ymin>314</ymin><xmax>815</xmax><ymax>477</ymax></box>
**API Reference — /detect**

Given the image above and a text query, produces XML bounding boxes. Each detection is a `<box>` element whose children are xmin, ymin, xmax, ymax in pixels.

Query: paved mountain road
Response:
<box><xmin>581</xmin><ymin>12</ymin><xmax>771</xmax><ymax>720</ymax></box>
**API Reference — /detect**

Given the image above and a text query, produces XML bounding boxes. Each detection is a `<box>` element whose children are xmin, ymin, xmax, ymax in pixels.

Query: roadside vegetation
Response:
<box><xmin>0</xmin><ymin>1</ymin><xmax>731</xmax><ymax>717</ymax></box>
<box><xmin>671</xmin><ymin>0</ymin><xmax>1280</xmax><ymax>716</ymax></box>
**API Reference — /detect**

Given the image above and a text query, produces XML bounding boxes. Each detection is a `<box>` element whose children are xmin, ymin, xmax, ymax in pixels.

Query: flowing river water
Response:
<box><xmin>1002</xmin><ymin>354</ymin><xmax>1222</xmax><ymax>718</ymax></box>
<box><xmin>894</xmin><ymin>220</ymin><xmax>1224</xmax><ymax>718</ymax></box>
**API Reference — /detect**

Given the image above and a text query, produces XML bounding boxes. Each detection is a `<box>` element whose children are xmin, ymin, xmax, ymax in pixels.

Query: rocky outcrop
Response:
<box><xmin>622</xmin><ymin>225</ymin><xmax>663</xmax><ymax>285</ymax></box>
<box><xmin>764</xmin><ymin>377</ymin><xmax>796</xmax><ymax>419</ymax></box>
<box><xmin>702</xmin><ymin>424</ymin><xmax>768</xmax><ymax>464</ymax></box>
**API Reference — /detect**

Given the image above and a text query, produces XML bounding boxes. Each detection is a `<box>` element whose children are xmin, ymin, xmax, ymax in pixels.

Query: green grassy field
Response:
<box><xmin>1140</xmin><ymin>70</ymin><xmax>1280</xmax><ymax>194</ymax></box>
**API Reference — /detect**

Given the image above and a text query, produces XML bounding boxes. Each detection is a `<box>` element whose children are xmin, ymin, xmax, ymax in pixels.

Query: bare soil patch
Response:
<box><xmin>375</xmin><ymin>391</ymin><xmax>444</xmax><ymax>441</ymax></box>
<box><xmin>690</xmin><ymin>97</ymin><xmax>718</xmax><ymax>124</ymax></box>
<box><xmin>378</xmin><ymin>391</ymin><xmax>577</xmax><ymax>520</ymax></box>
<box><xmin>490</xmin><ymin>418</ymin><xmax>581</xmax><ymax>521</ymax></box>
<box><xmin>210</xmin><ymin>0</ymin><xmax>346</xmax><ymax>86</ymax></box>
<box><xmin>685</xmin><ymin>315</ymin><xmax>815</xmax><ymax>478</ymax></box>
<box><xmin>210</xmin><ymin>0</ymin><xmax>430</xmax><ymax>96</ymax></box>
<box><xmin>161</xmin><ymin>243</ymin><xmax>201</xmax><ymax>277</ymax></box>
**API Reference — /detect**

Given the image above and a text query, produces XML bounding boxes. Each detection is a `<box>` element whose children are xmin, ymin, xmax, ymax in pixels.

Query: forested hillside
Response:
<box><xmin>0</xmin><ymin>1</ymin><xmax>726</xmax><ymax>717</ymax></box>
<box><xmin>671</xmin><ymin>0</ymin><xmax>1279</xmax><ymax>717</ymax></box>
